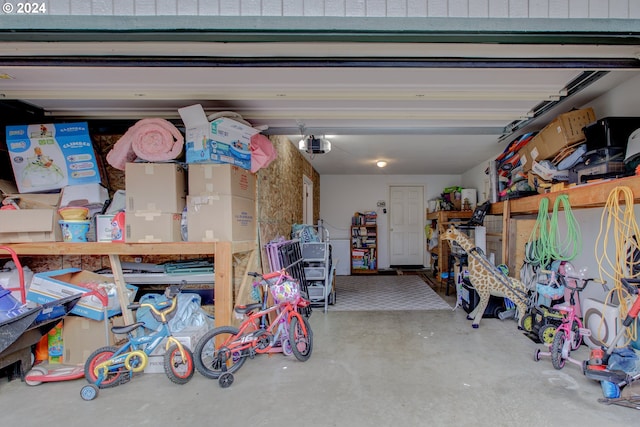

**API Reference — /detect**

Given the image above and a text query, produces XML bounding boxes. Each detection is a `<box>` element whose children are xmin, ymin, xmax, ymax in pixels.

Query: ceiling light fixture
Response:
<box><xmin>376</xmin><ymin>160</ymin><xmax>387</xmax><ymax>168</ymax></box>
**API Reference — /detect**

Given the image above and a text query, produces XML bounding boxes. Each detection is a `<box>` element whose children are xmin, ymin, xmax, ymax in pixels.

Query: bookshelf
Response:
<box><xmin>351</xmin><ymin>212</ymin><xmax>378</xmax><ymax>274</ymax></box>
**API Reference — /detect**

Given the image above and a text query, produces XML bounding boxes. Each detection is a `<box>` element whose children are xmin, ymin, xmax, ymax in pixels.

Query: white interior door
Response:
<box><xmin>389</xmin><ymin>186</ymin><xmax>424</xmax><ymax>267</ymax></box>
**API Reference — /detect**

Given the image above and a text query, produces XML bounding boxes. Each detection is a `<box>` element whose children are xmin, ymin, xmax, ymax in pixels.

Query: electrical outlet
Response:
<box><xmin>377</xmin><ymin>200</ymin><xmax>386</xmax><ymax>207</ymax></box>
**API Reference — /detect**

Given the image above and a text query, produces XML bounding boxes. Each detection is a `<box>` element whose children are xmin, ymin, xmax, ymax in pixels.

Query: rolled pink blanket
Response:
<box><xmin>106</xmin><ymin>118</ymin><xmax>184</xmax><ymax>170</ymax></box>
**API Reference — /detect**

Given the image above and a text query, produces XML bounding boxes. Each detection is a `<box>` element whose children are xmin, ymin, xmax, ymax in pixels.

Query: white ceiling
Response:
<box><xmin>1</xmin><ymin>41</ymin><xmax>639</xmax><ymax>175</ymax></box>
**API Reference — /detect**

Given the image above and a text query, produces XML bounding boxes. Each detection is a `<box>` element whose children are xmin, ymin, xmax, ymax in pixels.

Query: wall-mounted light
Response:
<box><xmin>376</xmin><ymin>160</ymin><xmax>387</xmax><ymax>168</ymax></box>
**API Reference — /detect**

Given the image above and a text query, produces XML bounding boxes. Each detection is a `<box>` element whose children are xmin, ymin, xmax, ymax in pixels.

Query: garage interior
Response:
<box><xmin>2</xmin><ymin>5</ymin><xmax>640</xmax><ymax>425</ymax></box>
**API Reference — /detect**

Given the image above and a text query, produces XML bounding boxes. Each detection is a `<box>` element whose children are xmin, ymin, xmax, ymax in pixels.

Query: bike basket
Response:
<box><xmin>269</xmin><ymin>278</ymin><xmax>300</xmax><ymax>304</ymax></box>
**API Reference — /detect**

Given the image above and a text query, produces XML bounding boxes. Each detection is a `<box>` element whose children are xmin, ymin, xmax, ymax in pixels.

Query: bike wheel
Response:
<box><xmin>570</xmin><ymin>320</ymin><xmax>582</xmax><ymax>350</ymax></box>
<box><xmin>84</xmin><ymin>346</ymin><xmax>123</xmax><ymax>389</ymax></box>
<box><xmin>551</xmin><ymin>330</ymin><xmax>566</xmax><ymax>370</ymax></box>
<box><xmin>521</xmin><ymin>313</ymin><xmax>533</xmax><ymax>333</ymax></box>
<box><xmin>538</xmin><ymin>323</ymin><xmax>557</xmax><ymax>345</ymax></box>
<box><xmin>164</xmin><ymin>344</ymin><xmax>195</xmax><ymax>385</ymax></box>
<box><xmin>194</xmin><ymin>326</ymin><xmax>246</xmax><ymax>379</ymax></box>
<box><xmin>289</xmin><ymin>315</ymin><xmax>313</xmax><ymax>362</ymax></box>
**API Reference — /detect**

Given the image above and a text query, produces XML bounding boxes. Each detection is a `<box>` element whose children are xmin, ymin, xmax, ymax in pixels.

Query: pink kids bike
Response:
<box><xmin>534</xmin><ymin>270</ymin><xmax>606</xmax><ymax>370</ymax></box>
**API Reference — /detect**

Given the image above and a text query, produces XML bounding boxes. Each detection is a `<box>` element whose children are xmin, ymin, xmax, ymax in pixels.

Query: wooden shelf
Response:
<box><xmin>426</xmin><ymin>210</ymin><xmax>474</xmax><ymax>283</ymax></box>
<box><xmin>4</xmin><ymin>241</ymin><xmax>255</xmax><ymax>256</ymax></box>
<box><xmin>488</xmin><ymin>174</ymin><xmax>640</xmax><ymax>270</ymax></box>
<box><xmin>351</xmin><ymin>224</ymin><xmax>378</xmax><ymax>274</ymax></box>
<box><xmin>490</xmin><ymin>175</ymin><xmax>640</xmax><ymax>216</ymax></box>
<box><xmin>427</xmin><ymin>210</ymin><xmax>474</xmax><ymax>222</ymax></box>
<box><xmin>2</xmin><ymin>240</ymin><xmax>257</xmax><ymax>327</ymax></box>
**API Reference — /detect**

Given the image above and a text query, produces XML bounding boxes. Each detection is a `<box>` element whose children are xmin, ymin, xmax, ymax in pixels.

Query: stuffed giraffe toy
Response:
<box><xmin>441</xmin><ymin>225</ymin><xmax>529</xmax><ymax>329</ymax></box>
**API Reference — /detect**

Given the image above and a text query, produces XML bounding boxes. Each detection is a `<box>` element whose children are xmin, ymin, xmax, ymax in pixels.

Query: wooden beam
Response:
<box><xmin>490</xmin><ymin>175</ymin><xmax>640</xmax><ymax>216</ymax></box>
<box><xmin>214</xmin><ymin>241</ymin><xmax>232</xmax><ymax>328</ymax></box>
<box><xmin>501</xmin><ymin>200</ymin><xmax>510</xmax><ymax>266</ymax></box>
<box><xmin>108</xmin><ymin>254</ymin><xmax>134</xmax><ymax>325</ymax></box>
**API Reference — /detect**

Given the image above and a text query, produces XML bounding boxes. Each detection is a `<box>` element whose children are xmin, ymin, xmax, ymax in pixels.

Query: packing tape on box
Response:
<box><xmin>134</xmin><ymin>210</ymin><xmax>162</xmax><ymax>221</ymax></box>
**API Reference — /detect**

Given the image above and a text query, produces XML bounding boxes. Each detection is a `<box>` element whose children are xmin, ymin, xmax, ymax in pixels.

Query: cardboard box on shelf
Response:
<box><xmin>27</xmin><ymin>268</ymin><xmax>137</xmax><ymax>321</ymax></box>
<box><xmin>5</xmin><ymin>122</ymin><xmax>101</xmax><ymax>193</ymax></box>
<box><xmin>187</xmin><ymin>194</ymin><xmax>256</xmax><ymax>242</ymax></box>
<box><xmin>0</xmin><ymin>192</ymin><xmax>62</xmax><ymax>243</ymax></box>
<box><xmin>126</xmin><ymin>211</ymin><xmax>183</xmax><ymax>243</ymax></box>
<box><xmin>125</xmin><ymin>162</ymin><xmax>186</xmax><ymax>213</ymax></box>
<box><xmin>144</xmin><ymin>323</ymin><xmax>211</xmax><ymax>374</ymax></box>
<box><xmin>188</xmin><ymin>163</ymin><xmax>256</xmax><ymax>199</ymax></box>
<box><xmin>62</xmin><ymin>315</ymin><xmax>124</xmax><ymax>365</ymax></box>
<box><xmin>518</xmin><ymin>108</ymin><xmax>595</xmax><ymax>171</ymax></box>
<box><xmin>178</xmin><ymin>104</ymin><xmax>260</xmax><ymax>170</ymax></box>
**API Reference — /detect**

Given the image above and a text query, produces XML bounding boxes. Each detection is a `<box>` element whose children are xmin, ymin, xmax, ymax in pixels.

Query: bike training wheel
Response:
<box><xmin>289</xmin><ymin>315</ymin><xmax>313</xmax><ymax>362</ymax></box>
<box><xmin>533</xmin><ymin>348</ymin><xmax>542</xmax><ymax>362</ymax></box>
<box><xmin>194</xmin><ymin>326</ymin><xmax>246</xmax><ymax>379</ymax></box>
<box><xmin>164</xmin><ymin>344</ymin><xmax>195</xmax><ymax>385</ymax></box>
<box><xmin>521</xmin><ymin>313</ymin><xmax>533</xmax><ymax>333</ymax></box>
<box><xmin>538</xmin><ymin>324</ymin><xmax>557</xmax><ymax>345</ymax></box>
<box><xmin>218</xmin><ymin>372</ymin><xmax>234</xmax><ymax>388</ymax></box>
<box><xmin>551</xmin><ymin>330</ymin><xmax>567</xmax><ymax>370</ymax></box>
<box><xmin>80</xmin><ymin>384</ymin><xmax>99</xmax><ymax>401</ymax></box>
<box><xmin>84</xmin><ymin>346</ymin><xmax>122</xmax><ymax>389</ymax></box>
<box><xmin>570</xmin><ymin>321</ymin><xmax>582</xmax><ymax>350</ymax></box>
<box><xmin>281</xmin><ymin>337</ymin><xmax>293</xmax><ymax>356</ymax></box>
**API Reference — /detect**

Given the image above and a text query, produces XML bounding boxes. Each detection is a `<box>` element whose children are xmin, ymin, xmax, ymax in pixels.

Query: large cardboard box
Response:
<box><xmin>126</xmin><ymin>211</ymin><xmax>183</xmax><ymax>243</ymax></box>
<box><xmin>62</xmin><ymin>315</ymin><xmax>124</xmax><ymax>365</ymax></box>
<box><xmin>5</xmin><ymin>122</ymin><xmax>101</xmax><ymax>193</ymax></box>
<box><xmin>0</xmin><ymin>192</ymin><xmax>62</xmax><ymax>243</ymax></box>
<box><xmin>188</xmin><ymin>163</ymin><xmax>256</xmax><ymax>199</ymax></box>
<box><xmin>125</xmin><ymin>162</ymin><xmax>186</xmax><ymax>213</ymax></box>
<box><xmin>187</xmin><ymin>194</ymin><xmax>256</xmax><ymax>242</ymax></box>
<box><xmin>28</xmin><ymin>269</ymin><xmax>137</xmax><ymax>321</ymax></box>
<box><xmin>144</xmin><ymin>323</ymin><xmax>210</xmax><ymax>373</ymax></box>
<box><xmin>518</xmin><ymin>108</ymin><xmax>595</xmax><ymax>171</ymax></box>
<box><xmin>178</xmin><ymin>104</ymin><xmax>260</xmax><ymax>170</ymax></box>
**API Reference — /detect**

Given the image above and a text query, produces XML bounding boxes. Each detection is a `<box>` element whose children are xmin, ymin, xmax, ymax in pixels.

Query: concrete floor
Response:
<box><xmin>1</xmin><ymin>285</ymin><xmax>639</xmax><ymax>426</ymax></box>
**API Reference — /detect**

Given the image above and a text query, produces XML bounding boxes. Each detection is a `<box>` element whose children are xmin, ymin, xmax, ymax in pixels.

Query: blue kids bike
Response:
<box><xmin>80</xmin><ymin>283</ymin><xmax>195</xmax><ymax>400</ymax></box>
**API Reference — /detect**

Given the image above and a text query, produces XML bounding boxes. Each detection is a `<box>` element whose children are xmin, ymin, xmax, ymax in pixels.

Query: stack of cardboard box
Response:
<box><xmin>187</xmin><ymin>164</ymin><xmax>256</xmax><ymax>242</ymax></box>
<box><xmin>124</xmin><ymin>162</ymin><xmax>186</xmax><ymax>242</ymax></box>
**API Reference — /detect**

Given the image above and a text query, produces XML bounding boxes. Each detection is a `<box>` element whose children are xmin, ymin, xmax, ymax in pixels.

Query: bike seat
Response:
<box><xmin>234</xmin><ymin>303</ymin><xmax>262</xmax><ymax>315</ymax></box>
<box><xmin>111</xmin><ymin>322</ymin><xmax>145</xmax><ymax>335</ymax></box>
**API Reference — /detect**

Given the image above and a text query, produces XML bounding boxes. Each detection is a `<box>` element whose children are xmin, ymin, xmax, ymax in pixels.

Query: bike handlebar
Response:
<box><xmin>540</xmin><ymin>269</ymin><xmax>606</xmax><ymax>292</ymax></box>
<box><xmin>620</xmin><ymin>278</ymin><xmax>640</xmax><ymax>296</ymax></box>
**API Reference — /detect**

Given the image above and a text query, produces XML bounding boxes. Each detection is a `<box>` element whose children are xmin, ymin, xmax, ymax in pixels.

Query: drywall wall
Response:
<box><xmin>320</xmin><ymin>173</ymin><xmax>461</xmax><ymax>271</ymax></box>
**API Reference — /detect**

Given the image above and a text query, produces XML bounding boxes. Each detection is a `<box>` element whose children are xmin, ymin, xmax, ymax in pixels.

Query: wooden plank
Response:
<box><xmin>214</xmin><ymin>241</ymin><xmax>233</xmax><ymax>328</ymax></box>
<box><xmin>5</xmin><ymin>242</ymin><xmax>218</xmax><ymax>256</ymax></box>
<box><xmin>501</xmin><ymin>200</ymin><xmax>510</xmax><ymax>266</ymax></box>
<box><xmin>508</xmin><ymin>219</ymin><xmax>536</xmax><ymax>280</ymax></box>
<box><xmin>108</xmin><ymin>254</ymin><xmax>134</xmax><ymax>325</ymax></box>
<box><xmin>235</xmin><ymin>248</ymin><xmax>258</xmax><ymax>308</ymax></box>
<box><xmin>490</xmin><ymin>175</ymin><xmax>640</xmax><ymax>215</ymax></box>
